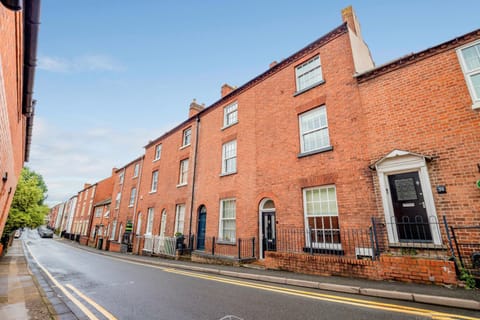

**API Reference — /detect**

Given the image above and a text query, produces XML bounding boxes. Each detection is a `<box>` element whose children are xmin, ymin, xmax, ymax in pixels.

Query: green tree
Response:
<box><xmin>2</xmin><ymin>167</ymin><xmax>49</xmax><ymax>236</ymax></box>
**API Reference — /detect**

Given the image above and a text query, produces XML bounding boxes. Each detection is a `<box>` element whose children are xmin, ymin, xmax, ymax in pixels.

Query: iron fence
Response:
<box><xmin>272</xmin><ymin>227</ymin><xmax>378</xmax><ymax>259</ymax></box>
<box><xmin>152</xmin><ymin>235</ymin><xmax>177</xmax><ymax>257</ymax></box>
<box><xmin>448</xmin><ymin>225</ymin><xmax>480</xmax><ymax>275</ymax></box>
<box><xmin>143</xmin><ymin>235</ymin><xmax>177</xmax><ymax>257</ymax></box>
<box><xmin>200</xmin><ymin>236</ymin><xmax>256</xmax><ymax>260</ymax></box>
<box><xmin>376</xmin><ymin>215</ymin><xmax>449</xmax><ymax>259</ymax></box>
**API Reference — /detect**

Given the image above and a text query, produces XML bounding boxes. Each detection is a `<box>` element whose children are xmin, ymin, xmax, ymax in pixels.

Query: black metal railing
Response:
<box><xmin>448</xmin><ymin>225</ymin><xmax>480</xmax><ymax>274</ymax></box>
<box><xmin>199</xmin><ymin>236</ymin><xmax>256</xmax><ymax>260</ymax></box>
<box><xmin>272</xmin><ymin>226</ymin><xmax>378</xmax><ymax>260</ymax></box>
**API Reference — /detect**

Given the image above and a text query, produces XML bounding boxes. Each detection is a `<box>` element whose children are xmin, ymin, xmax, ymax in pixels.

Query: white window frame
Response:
<box><xmin>223</xmin><ymin>102</ymin><xmax>238</xmax><ymax>128</ymax></box>
<box><xmin>178</xmin><ymin>159</ymin><xmax>189</xmax><ymax>186</ymax></box>
<box><xmin>94</xmin><ymin>207</ymin><xmax>102</xmax><ymax>218</ymax></box>
<box><xmin>182</xmin><ymin>128</ymin><xmax>192</xmax><ymax>147</ymax></box>
<box><xmin>174</xmin><ymin>204</ymin><xmax>185</xmax><ymax>235</ymax></box>
<box><xmin>219</xmin><ymin>198</ymin><xmax>236</xmax><ymax>243</ymax></box>
<box><xmin>295</xmin><ymin>55</ymin><xmax>323</xmax><ymax>92</ymax></box>
<box><xmin>146</xmin><ymin>208</ymin><xmax>154</xmax><ymax>235</ymax></box>
<box><xmin>110</xmin><ymin>221</ymin><xmax>117</xmax><ymax>240</ymax></box>
<box><xmin>119</xmin><ymin>171</ymin><xmax>124</xmax><ymax>184</ymax></box>
<box><xmin>136</xmin><ymin>213</ymin><xmax>142</xmax><ymax>235</ymax></box>
<box><xmin>151</xmin><ymin>171</ymin><xmax>158</xmax><ymax>192</ymax></box>
<box><xmin>118</xmin><ymin>223</ymin><xmax>123</xmax><ymax>242</ymax></box>
<box><xmin>302</xmin><ymin>185</ymin><xmax>341</xmax><ymax>250</ymax></box>
<box><xmin>129</xmin><ymin>187</ymin><xmax>136</xmax><ymax>207</ymax></box>
<box><xmin>221</xmin><ymin>140</ymin><xmax>237</xmax><ymax>175</ymax></box>
<box><xmin>133</xmin><ymin>163</ymin><xmax>140</xmax><ymax>177</ymax></box>
<box><xmin>457</xmin><ymin>40</ymin><xmax>480</xmax><ymax>109</ymax></box>
<box><xmin>160</xmin><ymin>210</ymin><xmax>167</xmax><ymax>237</ymax></box>
<box><xmin>154</xmin><ymin>144</ymin><xmax>162</xmax><ymax>161</ymax></box>
<box><xmin>115</xmin><ymin>192</ymin><xmax>121</xmax><ymax>209</ymax></box>
<box><xmin>299</xmin><ymin>106</ymin><xmax>330</xmax><ymax>154</ymax></box>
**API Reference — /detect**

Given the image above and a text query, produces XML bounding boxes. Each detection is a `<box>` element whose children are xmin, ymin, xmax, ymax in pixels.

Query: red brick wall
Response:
<box><xmin>0</xmin><ymin>6</ymin><xmax>26</xmax><ymax>236</ymax></box>
<box><xmin>358</xmin><ymin>36</ymin><xmax>480</xmax><ymax>228</ymax></box>
<box><xmin>265</xmin><ymin>252</ymin><xmax>457</xmax><ymax>285</ymax></box>
<box><xmin>138</xmin><ymin>125</ymin><xmax>196</xmax><ymax>240</ymax></box>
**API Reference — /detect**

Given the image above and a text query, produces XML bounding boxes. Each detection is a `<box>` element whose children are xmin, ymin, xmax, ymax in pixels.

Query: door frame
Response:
<box><xmin>196</xmin><ymin>205</ymin><xmax>207</xmax><ymax>250</ymax></box>
<box><xmin>258</xmin><ymin>198</ymin><xmax>276</xmax><ymax>259</ymax></box>
<box><xmin>375</xmin><ymin>150</ymin><xmax>441</xmax><ymax>245</ymax></box>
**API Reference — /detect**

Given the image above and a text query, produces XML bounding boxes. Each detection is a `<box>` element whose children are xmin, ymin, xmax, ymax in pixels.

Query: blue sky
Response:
<box><xmin>29</xmin><ymin>1</ymin><xmax>480</xmax><ymax>206</ymax></box>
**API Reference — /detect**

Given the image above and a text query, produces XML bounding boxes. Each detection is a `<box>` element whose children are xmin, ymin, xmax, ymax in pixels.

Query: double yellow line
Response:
<box><xmin>161</xmin><ymin>268</ymin><xmax>479</xmax><ymax>320</ymax></box>
<box><xmin>33</xmin><ymin>242</ymin><xmax>480</xmax><ymax>320</ymax></box>
<box><xmin>25</xmin><ymin>244</ymin><xmax>117</xmax><ymax>320</ymax></box>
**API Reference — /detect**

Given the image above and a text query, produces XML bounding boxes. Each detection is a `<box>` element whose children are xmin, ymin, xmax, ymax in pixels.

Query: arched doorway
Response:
<box><xmin>259</xmin><ymin>198</ymin><xmax>276</xmax><ymax>259</ymax></box>
<box><xmin>196</xmin><ymin>205</ymin><xmax>207</xmax><ymax>250</ymax></box>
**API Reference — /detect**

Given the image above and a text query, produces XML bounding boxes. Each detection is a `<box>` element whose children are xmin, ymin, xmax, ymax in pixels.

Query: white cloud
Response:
<box><xmin>37</xmin><ymin>56</ymin><xmax>70</xmax><ymax>73</ymax></box>
<box><xmin>38</xmin><ymin>54</ymin><xmax>125</xmax><ymax>73</ymax></box>
<box><xmin>28</xmin><ymin>117</ymin><xmax>166</xmax><ymax>207</ymax></box>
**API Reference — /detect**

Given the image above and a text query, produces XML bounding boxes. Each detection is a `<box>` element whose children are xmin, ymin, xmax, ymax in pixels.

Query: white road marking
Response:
<box><xmin>24</xmin><ymin>242</ymin><xmax>116</xmax><ymax>320</ymax></box>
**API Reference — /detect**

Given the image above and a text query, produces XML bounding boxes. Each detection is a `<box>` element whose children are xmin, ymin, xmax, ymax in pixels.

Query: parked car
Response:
<box><xmin>14</xmin><ymin>229</ymin><xmax>22</xmax><ymax>238</ymax></box>
<box><xmin>38</xmin><ymin>226</ymin><xmax>54</xmax><ymax>238</ymax></box>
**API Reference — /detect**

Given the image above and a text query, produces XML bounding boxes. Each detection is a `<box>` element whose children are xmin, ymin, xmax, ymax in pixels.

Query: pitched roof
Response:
<box><xmin>145</xmin><ymin>23</ymin><xmax>349</xmax><ymax>148</ymax></box>
<box><xmin>356</xmin><ymin>28</ymin><xmax>480</xmax><ymax>82</ymax></box>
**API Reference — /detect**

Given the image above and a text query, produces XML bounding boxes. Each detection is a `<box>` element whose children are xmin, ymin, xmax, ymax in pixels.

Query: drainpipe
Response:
<box><xmin>111</xmin><ymin>168</ymin><xmax>125</xmax><ymax>241</ymax></box>
<box><xmin>187</xmin><ymin>115</ymin><xmax>200</xmax><ymax>248</ymax></box>
<box><xmin>131</xmin><ymin>157</ymin><xmax>144</xmax><ymax>254</ymax></box>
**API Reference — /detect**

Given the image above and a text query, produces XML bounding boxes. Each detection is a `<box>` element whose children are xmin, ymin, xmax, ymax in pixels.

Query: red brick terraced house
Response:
<box><xmin>136</xmin><ymin>104</ymin><xmax>201</xmax><ymax>256</ymax></box>
<box><xmin>108</xmin><ymin>157</ymin><xmax>143</xmax><ymax>253</ymax></box>
<box><xmin>0</xmin><ymin>0</ymin><xmax>40</xmax><ymax>250</ymax></box>
<box><xmin>64</xmin><ymin>7</ymin><xmax>479</xmax><ymax>285</ymax></box>
<box><xmin>60</xmin><ymin>195</ymin><xmax>77</xmax><ymax>236</ymax></box>
<box><xmin>72</xmin><ymin>183</ymin><xmax>97</xmax><ymax>243</ymax></box>
<box><xmin>71</xmin><ymin>174</ymin><xmax>113</xmax><ymax>246</ymax></box>
<box><xmin>89</xmin><ymin>198</ymin><xmax>111</xmax><ymax>250</ymax></box>
<box><xmin>130</xmin><ymin>7</ymin><xmax>479</xmax><ymax>285</ymax></box>
<box><xmin>47</xmin><ymin>202</ymin><xmax>64</xmax><ymax>231</ymax></box>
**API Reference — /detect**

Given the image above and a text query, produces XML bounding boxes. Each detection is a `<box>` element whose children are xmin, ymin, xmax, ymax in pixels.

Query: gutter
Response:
<box><xmin>187</xmin><ymin>115</ymin><xmax>200</xmax><ymax>247</ymax></box>
<box><xmin>0</xmin><ymin>0</ymin><xmax>21</xmax><ymax>11</ymax></box>
<box><xmin>22</xmin><ymin>0</ymin><xmax>41</xmax><ymax>161</ymax></box>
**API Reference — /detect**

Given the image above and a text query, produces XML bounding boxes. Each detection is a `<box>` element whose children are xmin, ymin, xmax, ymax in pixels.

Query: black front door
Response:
<box><xmin>261</xmin><ymin>212</ymin><xmax>276</xmax><ymax>256</ymax></box>
<box><xmin>196</xmin><ymin>206</ymin><xmax>207</xmax><ymax>250</ymax></box>
<box><xmin>388</xmin><ymin>172</ymin><xmax>432</xmax><ymax>242</ymax></box>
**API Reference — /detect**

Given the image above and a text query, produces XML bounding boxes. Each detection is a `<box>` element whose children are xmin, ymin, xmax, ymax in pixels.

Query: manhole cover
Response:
<box><xmin>219</xmin><ymin>316</ymin><xmax>244</xmax><ymax>320</ymax></box>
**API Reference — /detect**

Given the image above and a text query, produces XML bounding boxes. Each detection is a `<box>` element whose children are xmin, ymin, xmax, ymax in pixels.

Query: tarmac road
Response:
<box><xmin>22</xmin><ymin>229</ymin><xmax>480</xmax><ymax>320</ymax></box>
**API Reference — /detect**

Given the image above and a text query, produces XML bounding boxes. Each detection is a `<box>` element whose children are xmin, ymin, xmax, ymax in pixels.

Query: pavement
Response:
<box><xmin>0</xmin><ymin>239</ymin><xmax>55</xmax><ymax>320</ymax></box>
<box><xmin>1</xmin><ymin>237</ymin><xmax>479</xmax><ymax>320</ymax></box>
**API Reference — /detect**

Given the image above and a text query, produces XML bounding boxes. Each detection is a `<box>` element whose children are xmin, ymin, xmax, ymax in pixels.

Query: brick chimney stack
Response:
<box><xmin>221</xmin><ymin>83</ymin><xmax>235</xmax><ymax>98</ymax></box>
<box><xmin>341</xmin><ymin>6</ymin><xmax>358</xmax><ymax>36</ymax></box>
<box><xmin>189</xmin><ymin>99</ymin><xmax>205</xmax><ymax>117</ymax></box>
<box><xmin>270</xmin><ymin>61</ymin><xmax>278</xmax><ymax>68</ymax></box>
